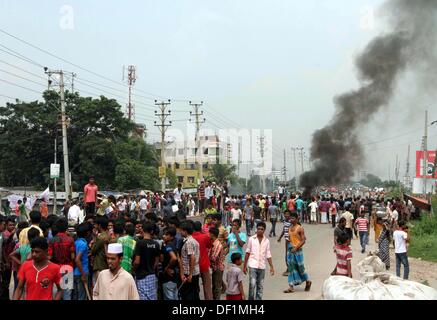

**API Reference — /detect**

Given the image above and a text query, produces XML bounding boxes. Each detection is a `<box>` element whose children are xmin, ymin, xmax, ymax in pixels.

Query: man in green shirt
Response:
<box><xmin>2</xmin><ymin>200</ymin><xmax>11</xmax><ymax>216</ymax></box>
<box><xmin>117</xmin><ymin>223</ymin><xmax>136</xmax><ymax>273</ymax></box>
<box><xmin>91</xmin><ymin>216</ymin><xmax>110</xmax><ymax>284</ymax></box>
<box><xmin>16</xmin><ymin>200</ymin><xmax>28</xmax><ymax>223</ymax></box>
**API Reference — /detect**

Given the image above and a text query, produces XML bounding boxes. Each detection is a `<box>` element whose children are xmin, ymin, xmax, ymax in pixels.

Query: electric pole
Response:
<box><xmin>299</xmin><ymin>148</ymin><xmax>305</xmax><ymax>176</ymax></box>
<box><xmin>53</xmin><ymin>136</ymin><xmax>57</xmax><ymax>215</ymax></box>
<box><xmin>238</xmin><ymin>140</ymin><xmax>242</xmax><ymax>177</ymax></box>
<box><xmin>395</xmin><ymin>154</ymin><xmax>400</xmax><ymax>184</ymax></box>
<box><xmin>124</xmin><ymin>65</ymin><xmax>136</xmax><ymax>121</ymax></box>
<box><xmin>404</xmin><ymin>145</ymin><xmax>411</xmax><ymax>189</ymax></box>
<box><xmin>189</xmin><ymin>101</ymin><xmax>205</xmax><ymax>184</ymax></box>
<box><xmin>258</xmin><ymin>135</ymin><xmax>266</xmax><ymax>194</ymax></box>
<box><xmin>154</xmin><ymin>100</ymin><xmax>172</xmax><ymax>192</ymax></box>
<box><xmin>45</xmin><ymin>68</ymin><xmax>71</xmax><ymax>200</ymax></box>
<box><xmin>291</xmin><ymin>147</ymin><xmax>298</xmax><ymax>191</ymax></box>
<box><xmin>282</xmin><ymin>149</ymin><xmax>287</xmax><ymax>183</ymax></box>
<box><xmin>423</xmin><ymin>110</ymin><xmax>428</xmax><ymax>195</ymax></box>
<box><xmin>291</xmin><ymin>147</ymin><xmax>303</xmax><ymax>191</ymax></box>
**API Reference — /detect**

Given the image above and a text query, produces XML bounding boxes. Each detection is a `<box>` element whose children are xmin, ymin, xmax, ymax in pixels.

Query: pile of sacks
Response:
<box><xmin>322</xmin><ymin>256</ymin><xmax>437</xmax><ymax>300</ymax></box>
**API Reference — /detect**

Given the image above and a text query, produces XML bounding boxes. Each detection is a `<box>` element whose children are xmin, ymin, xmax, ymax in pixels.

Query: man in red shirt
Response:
<box><xmin>48</xmin><ymin>218</ymin><xmax>75</xmax><ymax>300</ymax></box>
<box><xmin>192</xmin><ymin>221</ymin><xmax>212</xmax><ymax>300</ymax></box>
<box><xmin>287</xmin><ymin>195</ymin><xmax>296</xmax><ymax>212</ymax></box>
<box><xmin>84</xmin><ymin>176</ymin><xmax>98</xmax><ymax>215</ymax></box>
<box><xmin>14</xmin><ymin>237</ymin><xmax>62</xmax><ymax>300</ymax></box>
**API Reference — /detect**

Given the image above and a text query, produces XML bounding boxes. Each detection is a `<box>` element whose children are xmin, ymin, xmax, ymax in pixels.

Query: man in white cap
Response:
<box><xmin>93</xmin><ymin>243</ymin><xmax>139</xmax><ymax>300</ymax></box>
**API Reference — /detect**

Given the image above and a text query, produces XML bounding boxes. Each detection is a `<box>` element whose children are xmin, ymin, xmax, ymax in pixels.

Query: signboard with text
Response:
<box><xmin>416</xmin><ymin>151</ymin><xmax>437</xmax><ymax>178</ymax></box>
<box><xmin>50</xmin><ymin>163</ymin><xmax>60</xmax><ymax>179</ymax></box>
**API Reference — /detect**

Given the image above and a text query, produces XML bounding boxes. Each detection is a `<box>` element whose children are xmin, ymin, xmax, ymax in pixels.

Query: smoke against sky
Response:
<box><xmin>301</xmin><ymin>0</ymin><xmax>437</xmax><ymax>190</ymax></box>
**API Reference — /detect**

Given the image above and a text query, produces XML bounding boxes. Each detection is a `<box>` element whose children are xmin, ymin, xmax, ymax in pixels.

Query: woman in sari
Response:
<box><xmin>378</xmin><ymin>221</ymin><xmax>391</xmax><ymax>270</ymax></box>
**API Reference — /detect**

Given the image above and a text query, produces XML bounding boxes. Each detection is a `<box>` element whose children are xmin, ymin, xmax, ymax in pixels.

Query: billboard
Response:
<box><xmin>416</xmin><ymin>150</ymin><xmax>437</xmax><ymax>178</ymax></box>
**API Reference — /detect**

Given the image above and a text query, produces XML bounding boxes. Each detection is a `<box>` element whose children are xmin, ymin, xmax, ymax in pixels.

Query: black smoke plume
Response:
<box><xmin>300</xmin><ymin>0</ymin><xmax>437</xmax><ymax>195</ymax></box>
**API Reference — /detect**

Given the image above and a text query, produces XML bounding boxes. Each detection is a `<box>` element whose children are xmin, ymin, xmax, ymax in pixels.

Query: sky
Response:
<box><xmin>1</xmin><ymin>0</ymin><xmax>436</xmax><ymax>181</ymax></box>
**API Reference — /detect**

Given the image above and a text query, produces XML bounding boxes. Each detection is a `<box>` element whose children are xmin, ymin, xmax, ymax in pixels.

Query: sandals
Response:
<box><xmin>305</xmin><ymin>281</ymin><xmax>312</xmax><ymax>292</ymax></box>
<box><xmin>283</xmin><ymin>287</ymin><xmax>295</xmax><ymax>293</ymax></box>
<box><xmin>282</xmin><ymin>271</ymin><xmax>289</xmax><ymax>277</ymax></box>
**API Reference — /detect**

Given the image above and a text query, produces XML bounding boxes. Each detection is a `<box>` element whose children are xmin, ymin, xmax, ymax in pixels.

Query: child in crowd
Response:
<box><xmin>225</xmin><ymin>252</ymin><xmax>245</xmax><ymax>300</ymax></box>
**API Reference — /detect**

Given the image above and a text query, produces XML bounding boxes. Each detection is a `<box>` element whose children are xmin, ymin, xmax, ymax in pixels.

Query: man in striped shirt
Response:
<box><xmin>334</xmin><ymin>232</ymin><xmax>352</xmax><ymax>277</ymax></box>
<box><xmin>277</xmin><ymin>210</ymin><xmax>291</xmax><ymax>276</ymax></box>
<box><xmin>354</xmin><ymin>212</ymin><xmax>369</xmax><ymax>253</ymax></box>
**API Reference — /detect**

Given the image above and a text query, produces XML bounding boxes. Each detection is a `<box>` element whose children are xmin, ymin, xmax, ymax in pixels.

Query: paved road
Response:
<box><xmin>190</xmin><ymin>216</ymin><xmax>436</xmax><ymax>300</ymax></box>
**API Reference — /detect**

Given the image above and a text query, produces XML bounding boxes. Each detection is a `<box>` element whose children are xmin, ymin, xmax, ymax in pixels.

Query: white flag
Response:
<box><xmin>26</xmin><ymin>196</ymin><xmax>37</xmax><ymax>211</ymax></box>
<box><xmin>40</xmin><ymin>187</ymin><xmax>50</xmax><ymax>202</ymax></box>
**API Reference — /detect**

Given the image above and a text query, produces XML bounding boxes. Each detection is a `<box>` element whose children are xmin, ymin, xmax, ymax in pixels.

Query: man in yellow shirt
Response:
<box><xmin>19</xmin><ymin>211</ymin><xmax>44</xmax><ymax>245</ymax></box>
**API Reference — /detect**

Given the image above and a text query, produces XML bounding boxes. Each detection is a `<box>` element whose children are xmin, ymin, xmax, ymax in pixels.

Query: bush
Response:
<box><xmin>408</xmin><ymin>197</ymin><xmax>437</xmax><ymax>262</ymax></box>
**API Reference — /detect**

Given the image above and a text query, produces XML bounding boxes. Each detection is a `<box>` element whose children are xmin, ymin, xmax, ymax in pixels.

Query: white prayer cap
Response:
<box><xmin>107</xmin><ymin>243</ymin><xmax>123</xmax><ymax>254</ymax></box>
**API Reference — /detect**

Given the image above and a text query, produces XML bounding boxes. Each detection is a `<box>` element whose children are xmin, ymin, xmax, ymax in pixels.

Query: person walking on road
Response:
<box><xmin>283</xmin><ymin>212</ymin><xmax>311</xmax><ymax>293</ymax></box>
<box><xmin>354</xmin><ymin>211</ymin><xmax>369</xmax><ymax>254</ymax></box>
<box><xmin>277</xmin><ymin>210</ymin><xmax>291</xmax><ymax>276</ymax></box>
<box><xmin>394</xmin><ymin>221</ymin><xmax>410</xmax><ymax>279</ymax></box>
<box><xmin>243</xmin><ymin>222</ymin><xmax>274</xmax><ymax>300</ymax></box>
<box><xmin>268</xmin><ymin>200</ymin><xmax>279</xmax><ymax>237</ymax></box>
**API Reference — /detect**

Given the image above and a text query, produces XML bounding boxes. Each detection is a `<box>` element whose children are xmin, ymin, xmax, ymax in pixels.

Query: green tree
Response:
<box><xmin>0</xmin><ymin>90</ymin><xmax>160</xmax><ymax>191</ymax></box>
<box><xmin>207</xmin><ymin>164</ymin><xmax>237</xmax><ymax>184</ymax></box>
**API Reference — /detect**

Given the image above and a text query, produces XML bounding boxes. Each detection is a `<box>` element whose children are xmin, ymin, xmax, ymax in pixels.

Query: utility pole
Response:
<box><xmin>423</xmin><ymin>110</ymin><xmax>428</xmax><ymax>195</ymax></box>
<box><xmin>154</xmin><ymin>100</ymin><xmax>172</xmax><ymax>192</ymax></box>
<box><xmin>395</xmin><ymin>154</ymin><xmax>400</xmax><ymax>184</ymax></box>
<box><xmin>300</xmin><ymin>148</ymin><xmax>305</xmax><ymax>176</ymax></box>
<box><xmin>124</xmin><ymin>65</ymin><xmax>136</xmax><ymax>121</ymax></box>
<box><xmin>404</xmin><ymin>145</ymin><xmax>411</xmax><ymax>189</ymax></box>
<box><xmin>291</xmin><ymin>147</ymin><xmax>298</xmax><ymax>191</ymax></box>
<box><xmin>45</xmin><ymin>68</ymin><xmax>71</xmax><ymax>200</ymax></box>
<box><xmin>189</xmin><ymin>101</ymin><xmax>205</xmax><ymax>184</ymax></box>
<box><xmin>282</xmin><ymin>149</ymin><xmax>287</xmax><ymax>183</ymax></box>
<box><xmin>53</xmin><ymin>136</ymin><xmax>57</xmax><ymax>215</ymax></box>
<box><xmin>258</xmin><ymin>135</ymin><xmax>266</xmax><ymax>193</ymax></box>
<box><xmin>238</xmin><ymin>140</ymin><xmax>242</xmax><ymax>177</ymax></box>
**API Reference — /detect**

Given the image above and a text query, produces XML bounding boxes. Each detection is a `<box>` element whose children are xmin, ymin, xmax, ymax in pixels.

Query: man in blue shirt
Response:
<box><xmin>227</xmin><ymin>219</ymin><xmax>247</xmax><ymax>263</ymax></box>
<box><xmin>74</xmin><ymin>223</ymin><xmax>90</xmax><ymax>300</ymax></box>
<box><xmin>296</xmin><ymin>196</ymin><xmax>304</xmax><ymax>223</ymax></box>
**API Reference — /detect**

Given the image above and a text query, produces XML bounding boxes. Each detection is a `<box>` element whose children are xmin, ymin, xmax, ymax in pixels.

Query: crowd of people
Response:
<box><xmin>0</xmin><ymin>176</ymin><xmax>416</xmax><ymax>300</ymax></box>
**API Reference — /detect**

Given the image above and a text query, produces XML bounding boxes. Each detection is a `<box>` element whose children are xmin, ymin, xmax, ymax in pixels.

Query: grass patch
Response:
<box><xmin>408</xmin><ymin>196</ymin><xmax>437</xmax><ymax>263</ymax></box>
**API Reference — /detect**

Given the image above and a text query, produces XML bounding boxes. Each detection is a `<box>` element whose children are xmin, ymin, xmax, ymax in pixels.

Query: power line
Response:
<box><xmin>0</xmin><ymin>45</ymin><xmax>44</xmax><ymax>68</ymax></box>
<box><xmin>0</xmin><ymin>68</ymin><xmax>46</xmax><ymax>88</ymax></box>
<box><xmin>0</xmin><ymin>78</ymin><xmax>42</xmax><ymax>94</ymax></box>
<box><xmin>0</xmin><ymin>93</ymin><xmax>18</xmax><ymax>100</ymax></box>
<box><xmin>0</xmin><ymin>28</ymin><xmax>172</xmax><ymax>100</ymax></box>
<box><xmin>0</xmin><ymin>59</ymin><xmax>46</xmax><ymax>80</ymax></box>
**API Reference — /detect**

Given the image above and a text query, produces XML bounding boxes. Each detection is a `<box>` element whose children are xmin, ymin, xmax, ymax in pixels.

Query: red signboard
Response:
<box><xmin>416</xmin><ymin>150</ymin><xmax>437</xmax><ymax>178</ymax></box>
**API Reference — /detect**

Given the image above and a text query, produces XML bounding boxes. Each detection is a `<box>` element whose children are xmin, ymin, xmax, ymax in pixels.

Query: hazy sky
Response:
<box><xmin>1</xmin><ymin>0</ymin><xmax>436</xmax><ymax>181</ymax></box>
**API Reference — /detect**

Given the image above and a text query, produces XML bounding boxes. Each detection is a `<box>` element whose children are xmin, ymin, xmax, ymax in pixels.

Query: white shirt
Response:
<box><xmin>130</xmin><ymin>201</ymin><xmax>136</xmax><ymax>211</ymax></box>
<box><xmin>205</xmin><ymin>186</ymin><xmax>213</xmax><ymax>199</ymax></box>
<box><xmin>309</xmin><ymin>202</ymin><xmax>318</xmax><ymax>213</ymax></box>
<box><xmin>246</xmin><ymin>235</ymin><xmax>272</xmax><ymax>269</ymax></box>
<box><xmin>68</xmin><ymin>204</ymin><xmax>80</xmax><ymax>222</ymax></box>
<box><xmin>173</xmin><ymin>188</ymin><xmax>183</xmax><ymax>202</ymax></box>
<box><xmin>139</xmin><ymin>198</ymin><xmax>148</xmax><ymax>210</ymax></box>
<box><xmin>117</xmin><ymin>201</ymin><xmax>126</xmax><ymax>212</ymax></box>
<box><xmin>392</xmin><ymin>210</ymin><xmax>399</xmax><ymax>222</ymax></box>
<box><xmin>278</xmin><ymin>186</ymin><xmax>284</xmax><ymax>194</ymax></box>
<box><xmin>393</xmin><ymin>230</ymin><xmax>408</xmax><ymax>253</ymax></box>
<box><xmin>231</xmin><ymin>208</ymin><xmax>242</xmax><ymax>221</ymax></box>
<box><xmin>93</xmin><ymin>268</ymin><xmax>139</xmax><ymax>300</ymax></box>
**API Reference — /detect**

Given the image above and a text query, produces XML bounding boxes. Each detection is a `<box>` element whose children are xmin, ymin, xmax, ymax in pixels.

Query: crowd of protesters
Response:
<box><xmin>0</xmin><ymin>176</ymin><xmax>417</xmax><ymax>300</ymax></box>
